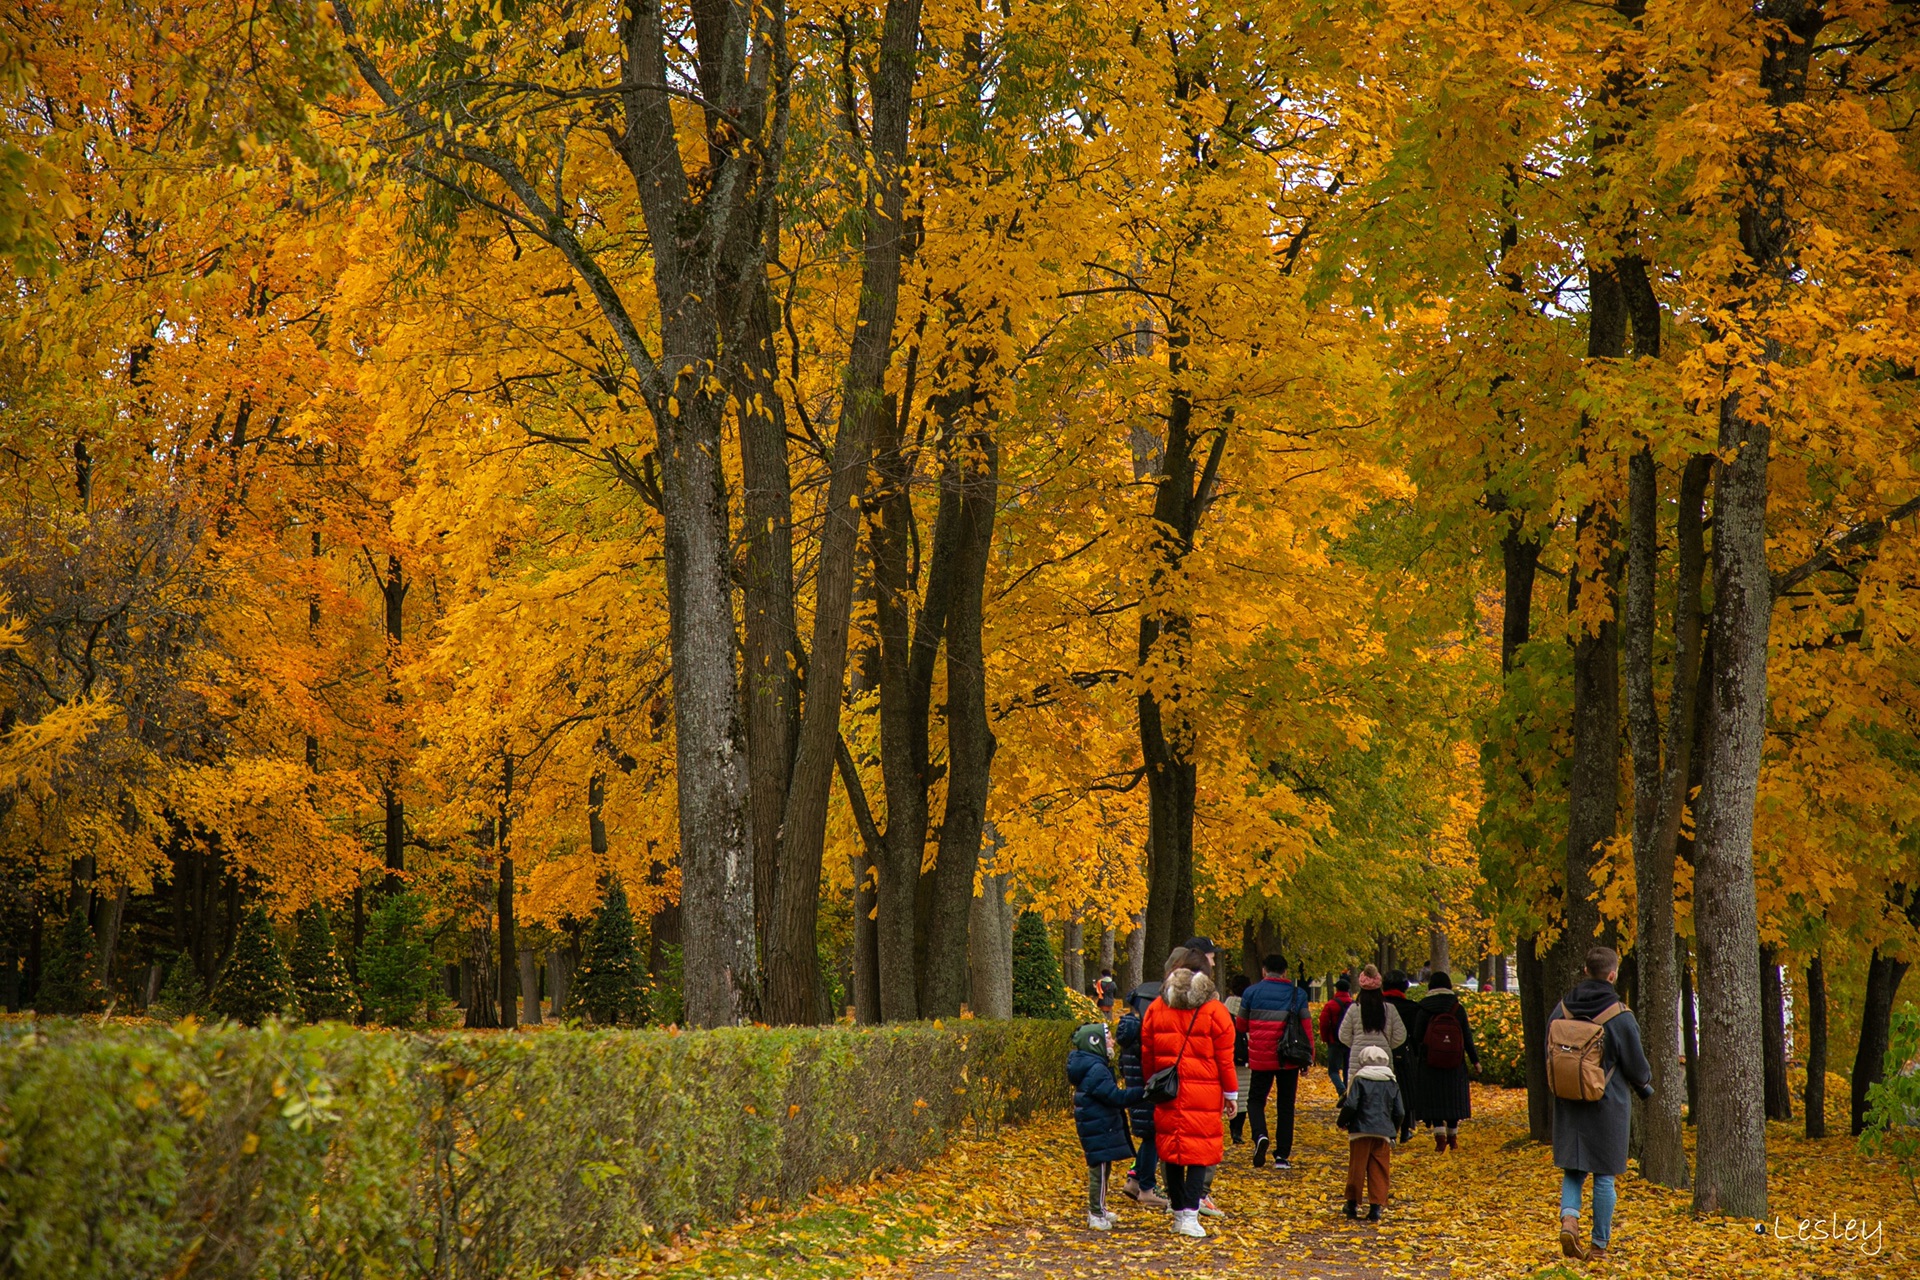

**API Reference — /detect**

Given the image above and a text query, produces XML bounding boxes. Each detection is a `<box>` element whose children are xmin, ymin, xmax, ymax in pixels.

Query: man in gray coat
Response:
<box><xmin>1550</xmin><ymin>946</ymin><xmax>1652</xmax><ymax>1264</ymax></box>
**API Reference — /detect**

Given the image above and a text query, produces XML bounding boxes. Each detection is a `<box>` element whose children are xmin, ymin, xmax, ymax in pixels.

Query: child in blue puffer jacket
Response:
<box><xmin>1068</xmin><ymin>1022</ymin><xmax>1147</xmax><ymax>1230</ymax></box>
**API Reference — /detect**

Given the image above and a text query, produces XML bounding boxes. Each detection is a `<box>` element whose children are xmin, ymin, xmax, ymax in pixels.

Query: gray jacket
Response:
<box><xmin>1342</xmin><ymin>1060</ymin><xmax>1405</xmax><ymax>1142</ymax></box>
<box><xmin>1549</xmin><ymin>981</ymin><xmax>1653</xmax><ymax>1176</ymax></box>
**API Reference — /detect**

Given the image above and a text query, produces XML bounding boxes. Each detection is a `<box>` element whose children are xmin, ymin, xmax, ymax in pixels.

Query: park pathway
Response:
<box><xmin>902</xmin><ymin>1071</ymin><xmax>1443</xmax><ymax>1280</ymax></box>
<box><xmin>621</xmin><ymin>1066</ymin><xmax>1906</xmax><ymax>1280</ymax></box>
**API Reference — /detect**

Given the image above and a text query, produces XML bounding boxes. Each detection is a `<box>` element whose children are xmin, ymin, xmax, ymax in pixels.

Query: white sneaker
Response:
<box><xmin>1171</xmin><ymin>1209</ymin><xmax>1207</xmax><ymax>1238</ymax></box>
<box><xmin>1197</xmin><ymin>1195</ymin><xmax>1225</xmax><ymax>1218</ymax></box>
<box><xmin>1087</xmin><ymin>1211</ymin><xmax>1115</xmax><ymax>1230</ymax></box>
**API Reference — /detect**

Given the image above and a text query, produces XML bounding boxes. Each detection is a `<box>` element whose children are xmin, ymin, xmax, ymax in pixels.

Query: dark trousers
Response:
<box><xmin>1163</xmin><ymin>1162</ymin><xmax>1202</xmax><ymax>1212</ymax></box>
<box><xmin>1249</xmin><ymin>1068</ymin><xmax>1300</xmax><ymax>1159</ymax></box>
<box><xmin>1131</xmin><ymin>1129</ymin><xmax>1158</xmax><ymax>1188</ymax></box>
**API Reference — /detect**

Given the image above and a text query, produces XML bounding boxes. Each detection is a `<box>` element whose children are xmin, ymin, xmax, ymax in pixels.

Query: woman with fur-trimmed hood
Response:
<box><xmin>1139</xmin><ymin>947</ymin><xmax>1239</xmax><ymax>1239</ymax></box>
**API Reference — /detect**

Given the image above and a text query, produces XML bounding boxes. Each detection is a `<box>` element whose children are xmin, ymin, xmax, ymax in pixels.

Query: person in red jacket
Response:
<box><xmin>1320</xmin><ymin>975</ymin><xmax>1355</xmax><ymax>1095</ymax></box>
<box><xmin>1235</xmin><ymin>954</ymin><xmax>1314</xmax><ymax>1169</ymax></box>
<box><xmin>1140</xmin><ymin>947</ymin><xmax>1239</xmax><ymax>1238</ymax></box>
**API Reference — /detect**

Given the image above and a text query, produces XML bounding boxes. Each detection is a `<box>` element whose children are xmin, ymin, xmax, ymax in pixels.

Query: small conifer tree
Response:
<box><xmin>288</xmin><ymin>903</ymin><xmax>360</xmax><ymax>1022</ymax></box>
<box><xmin>36</xmin><ymin>910</ymin><xmax>106</xmax><ymax>1014</ymax></box>
<box><xmin>210</xmin><ymin>905</ymin><xmax>295</xmax><ymax>1025</ymax></box>
<box><xmin>1011</xmin><ymin>910</ymin><xmax>1070</xmax><ymax>1019</ymax></box>
<box><xmin>150</xmin><ymin>950</ymin><xmax>207</xmax><ymax>1019</ymax></box>
<box><xmin>357</xmin><ymin>891</ymin><xmax>440</xmax><ymax>1027</ymax></box>
<box><xmin>575</xmin><ymin>879</ymin><xmax>645</xmax><ymax>1025</ymax></box>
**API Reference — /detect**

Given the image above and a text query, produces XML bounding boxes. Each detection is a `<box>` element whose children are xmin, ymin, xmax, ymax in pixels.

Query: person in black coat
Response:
<box><xmin>1069</xmin><ymin>1022</ymin><xmax>1147</xmax><ymax>1229</ymax></box>
<box><xmin>1381</xmin><ymin>970</ymin><xmax>1422</xmax><ymax>1141</ymax></box>
<box><xmin>1115</xmin><ymin>980</ymin><xmax>1168</xmax><ymax>1207</ymax></box>
<box><xmin>1551</xmin><ymin>947</ymin><xmax>1652</xmax><ymax>1264</ymax></box>
<box><xmin>1408</xmin><ymin>970</ymin><xmax>1479</xmax><ymax>1149</ymax></box>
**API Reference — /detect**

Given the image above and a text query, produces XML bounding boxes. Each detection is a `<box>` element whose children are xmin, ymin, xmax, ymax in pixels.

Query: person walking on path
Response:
<box><xmin>1095</xmin><ymin>967</ymin><xmax>1118</xmax><ymax>1015</ymax></box>
<box><xmin>1408</xmin><ymin>970</ymin><xmax>1479</xmax><ymax>1150</ymax></box>
<box><xmin>1140</xmin><ymin>947</ymin><xmax>1238</xmax><ymax>1239</ymax></box>
<box><xmin>1116</xmin><ymin>978</ymin><xmax>1168</xmax><ymax>1208</ymax></box>
<box><xmin>1319</xmin><ymin>975</ymin><xmax>1354</xmax><ymax>1095</ymax></box>
<box><xmin>1226</xmin><ymin>975</ymin><xmax>1252</xmax><ymax>1144</ymax></box>
<box><xmin>1382</xmin><ymin>970</ymin><xmax>1422</xmax><ymax>1141</ymax></box>
<box><xmin>1338</xmin><ymin>1044</ymin><xmax>1406</xmax><ymax>1222</ymax></box>
<box><xmin>1338</xmin><ymin>966</ymin><xmax>1407</xmax><ymax>1138</ymax></box>
<box><xmin>1068</xmin><ymin>1022</ymin><xmax>1147</xmax><ymax>1230</ymax></box>
<box><xmin>1550</xmin><ymin>946</ymin><xmax>1653</xmax><ymax>1264</ymax></box>
<box><xmin>1236</xmin><ymin>953</ymin><xmax>1315</xmax><ymax>1170</ymax></box>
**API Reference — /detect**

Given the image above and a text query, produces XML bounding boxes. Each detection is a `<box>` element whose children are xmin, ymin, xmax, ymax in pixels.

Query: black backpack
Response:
<box><xmin>1277</xmin><ymin>1006</ymin><xmax>1314</xmax><ymax>1067</ymax></box>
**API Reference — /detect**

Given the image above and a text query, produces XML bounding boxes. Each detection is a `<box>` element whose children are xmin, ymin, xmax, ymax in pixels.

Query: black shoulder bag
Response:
<box><xmin>1142</xmin><ymin>1007</ymin><xmax>1202</xmax><ymax>1106</ymax></box>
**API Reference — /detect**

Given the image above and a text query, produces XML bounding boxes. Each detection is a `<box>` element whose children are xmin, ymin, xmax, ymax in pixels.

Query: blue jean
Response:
<box><xmin>1561</xmin><ymin>1170</ymin><xmax>1617</xmax><ymax>1247</ymax></box>
<box><xmin>1132</xmin><ymin>1129</ymin><xmax>1158</xmax><ymax>1189</ymax></box>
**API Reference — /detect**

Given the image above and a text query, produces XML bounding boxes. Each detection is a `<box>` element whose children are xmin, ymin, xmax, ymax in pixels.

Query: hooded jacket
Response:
<box><xmin>1550</xmin><ymin>979</ymin><xmax>1653</xmax><ymax>1176</ymax></box>
<box><xmin>1319</xmin><ymin>990</ymin><xmax>1354</xmax><ymax>1060</ymax></box>
<box><xmin>1068</xmin><ymin>1042</ymin><xmax>1145</xmax><ymax>1166</ymax></box>
<box><xmin>1236</xmin><ymin>976</ymin><xmax>1314</xmax><ymax>1072</ymax></box>
<box><xmin>1342</xmin><ymin>1045</ymin><xmax>1406</xmax><ymax>1141</ymax></box>
<box><xmin>1114</xmin><ymin>990</ymin><xmax>1159</xmax><ymax>1134</ymax></box>
<box><xmin>1139</xmin><ymin>968</ymin><xmax>1239</xmax><ymax>1168</ymax></box>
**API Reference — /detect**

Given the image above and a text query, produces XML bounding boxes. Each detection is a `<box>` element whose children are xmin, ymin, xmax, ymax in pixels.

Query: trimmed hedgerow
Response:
<box><xmin>0</xmin><ymin>1016</ymin><xmax>1071</xmax><ymax>1280</ymax></box>
<box><xmin>1457</xmin><ymin>990</ymin><xmax>1526</xmax><ymax>1087</ymax></box>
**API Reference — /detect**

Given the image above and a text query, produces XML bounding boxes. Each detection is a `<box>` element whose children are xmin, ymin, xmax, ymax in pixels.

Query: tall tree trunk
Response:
<box><xmin>1556</xmin><ymin>496</ymin><xmax>1621</xmax><ymax>999</ymax></box>
<box><xmin>1803</xmin><ymin>954</ymin><xmax>1827</xmax><ymax>1137</ymax></box>
<box><xmin>545</xmin><ymin>949</ymin><xmax>571</xmax><ymax>1019</ymax></box>
<box><xmin>1760</xmin><ymin>945</ymin><xmax>1790</xmax><ymax>1120</ymax></box>
<box><xmin>1100</xmin><ymin>927</ymin><xmax>1116</xmax><ymax>978</ymax></box>
<box><xmin>1680</xmin><ymin>937</ymin><xmax>1699</xmax><ymax>1122</ymax></box>
<box><xmin>919</xmin><ymin>426</ymin><xmax>999</xmax><ymax>1017</ymax></box>
<box><xmin>1851</xmin><ymin>949</ymin><xmax>1910</xmax><ymax>1136</ymax></box>
<box><xmin>1138</xmin><ymin>314</ymin><xmax>1225</xmax><ymax>975</ymax></box>
<box><xmin>1499</xmin><ymin>517</ymin><xmax>1553</xmax><ymax>1144</ymax></box>
<box><xmin>967</xmin><ymin>867</ymin><xmax>1013</xmax><ymax>1018</ymax></box>
<box><xmin>464</xmin><ymin>920</ymin><xmax>498</xmax><ymax>1028</ymax></box>
<box><xmin>1063</xmin><ymin>913</ymin><xmax>1085</xmax><ymax>995</ymax></box>
<box><xmin>869</xmin><ymin>402</ymin><xmax>943</xmax><ymax>1022</ymax></box>
<box><xmin>380</xmin><ymin>555</ymin><xmax>406</xmax><ymax>893</ymax></box>
<box><xmin>1625</xmin><ymin>439</ymin><xmax>1707</xmax><ymax>1189</ymax></box>
<box><xmin>1688</xmin><ymin>0</ymin><xmax>1826</xmax><ymax>1218</ymax></box>
<box><xmin>736</xmin><ymin>273</ymin><xmax>800</xmax><ymax>976</ymax></box>
<box><xmin>519</xmin><ymin>950</ymin><xmax>541</xmax><ymax>1025</ymax></box>
<box><xmin>95</xmin><ymin>880</ymin><xmax>128</xmax><ymax>989</ymax></box>
<box><xmin>497</xmin><ymin>754</ymin><xmax>517</xmax><ymax>1030</ymax></box>
<box><xmin>766</xmin><ymin>0</ymin><xmax>926</xmax><ymax>1026</ymax></box>
<box><xmin>1124</xmin><ymin>912</ymin><xmax>1145</xmax><ymax>992</ymax></box>
<box><xmin>1518</xmin><ymin>933</ymin><xmax>1553</xmax><ymax>1143</ymax></box>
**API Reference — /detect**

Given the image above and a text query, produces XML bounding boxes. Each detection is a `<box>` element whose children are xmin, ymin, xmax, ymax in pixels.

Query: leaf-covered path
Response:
<box><xmin>612</xmin><ymin>1071</ymin><xmax>1909</xmax><ymax>1280</ymax></box>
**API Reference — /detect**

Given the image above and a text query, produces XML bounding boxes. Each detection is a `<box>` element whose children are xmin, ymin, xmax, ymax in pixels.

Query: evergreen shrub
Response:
<box><xmin>357</xmin><ymin>891</ymin><xmax>439</xmax><ymax>1027</ymax></box>
<box><xmin>149</xmin><ymin>951</ymin><xmax>206</xmax><ymax>1019</ymax></box>
<box><xmin>1011</xmin><ymin>910</ymin><xmax>1070</xmax><ymax>1019</ymax></box>
<box><xmin>209</xmin><ymin>906</ymin><xmax>295</xmax><ymax>1025</ymax></box>
<box><xmin>0</xmin><ymin>1016</ymin><xmax>1072</xmax><ymax>1279</ymax></box>
<box><xmin>34</xmin><ymin>911</ymin><xmax>105</xmax><ymax>1014</ymax></box>
<box><xmin>289</xmin><ymin>904</ymin><xmax>360</xmax><ymax>1023</ymax></box>
<box><xmin>575</xmin><ymin>880</ymin><xmax>645</xmax><ymax>1025</ymax></box>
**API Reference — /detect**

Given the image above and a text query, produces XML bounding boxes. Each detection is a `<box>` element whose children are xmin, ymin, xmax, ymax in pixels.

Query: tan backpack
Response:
<box><xmin>1545</xmin><ymin>1001</ymin><xmax>1625</xmax><ymax>1102</ymax></box>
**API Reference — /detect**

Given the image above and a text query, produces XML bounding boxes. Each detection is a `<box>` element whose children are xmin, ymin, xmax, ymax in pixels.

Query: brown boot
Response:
<box><xmin>1590</xmin><ymin>1243</ymin><xmax>1609</xmax><ymax>1265</ymax></box>
<box><xmin>1446</xmin><ymin>1130</ymin><xmax>1459</xmax><ymax>1152</ymax></box>
<box><xmin>1434</xmin><ymin>1132</ymin><xmax>1447</xmax><ymax>1153</ymax></box>
<box><xmin>1560</xmin><ymin>1216</ymin><xmax>1589</xmax><ymax>1261</ymax></box>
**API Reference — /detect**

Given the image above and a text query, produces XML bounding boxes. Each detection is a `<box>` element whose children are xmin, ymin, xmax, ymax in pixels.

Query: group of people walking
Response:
<box><xmin>1067</xmin><ymin>938</ymin><xmax>1653</xmax><ymax>1260</ymax></box>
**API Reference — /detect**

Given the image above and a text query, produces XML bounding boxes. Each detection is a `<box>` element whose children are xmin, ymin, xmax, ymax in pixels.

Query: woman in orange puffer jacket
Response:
<box><xmin>1139</xmin><ymin>948</ymin><xmax>1239</xmax><ymax>1238</ymax></box>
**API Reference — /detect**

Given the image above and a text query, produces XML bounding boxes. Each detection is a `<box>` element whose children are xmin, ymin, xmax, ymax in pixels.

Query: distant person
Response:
<box><xmin>1319</xmin><ymin>975</ymin><xmax>1355</xmax><ymax>1094</ymax></box>
<box><xmin>1140</xmin><ymin>946</ymin><xmax>1238</xmax><ymax>1239</ymax></box>
<box><xmin>1409</xmin><ymin>970</ymin><xmax>1479</xmax><ymax>1150</ymax></box>
<box><xmin>1339</xmin><ymin>965</ymin><xmax>1407</xmax><ymax>1137</ymax></box>
<box><xmin>1226</xmin><ymin>974</ymin><xmax>1253</xmax><ymax>1144</ymax></box>
<box><xmin>1236</xmin><ymin>953</ymin><xmax>1314</xmax><ymax>1170</ymax></box>
<box><xmin>1338</xmin><ymin>1044</ymin><xmax>1406</xmax><ymax>1222</ymax></box>
<box><xmin>1068</xmin><ymin>1022</ymin><xmax>1147</xmax><ymax>1230</ymax></box>
<box><xmin>1550</xmin><ymin>946</ymin><xmax>1652</xmax><ymax>1265</ymax></box>
<box><xmin>1381</xmin><ymin>970</ymin><xmax>1422</xmax><ymax>1141</ymax></box>
<box><xmin>1095</xmin><ymin>967</ymin><xmax>1119</xmax><ymax>1014</ymax></box>
<box><xmin>1116</xmin><ymin>980</ymin><xmax>1168</xmax><ymax>1208</ymax></box>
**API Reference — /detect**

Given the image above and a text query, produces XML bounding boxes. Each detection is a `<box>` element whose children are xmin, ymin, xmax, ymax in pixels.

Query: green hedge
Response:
<box><xmin>1457</xmin><ymin>990</ymin><xmax>1525</xmax><ymax>1087</ymax></box>
<box><xmin>0</xmin><ymin>1017</ymin><xmax>1072</xmax><ymax>1279</ymax></box>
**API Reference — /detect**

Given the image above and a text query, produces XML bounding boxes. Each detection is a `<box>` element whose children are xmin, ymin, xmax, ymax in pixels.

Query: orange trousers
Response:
<box><xmin>1346</xmin><ymin>1135</ymin><xmax>1391</xmax><ymax>1206</ymax></box>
